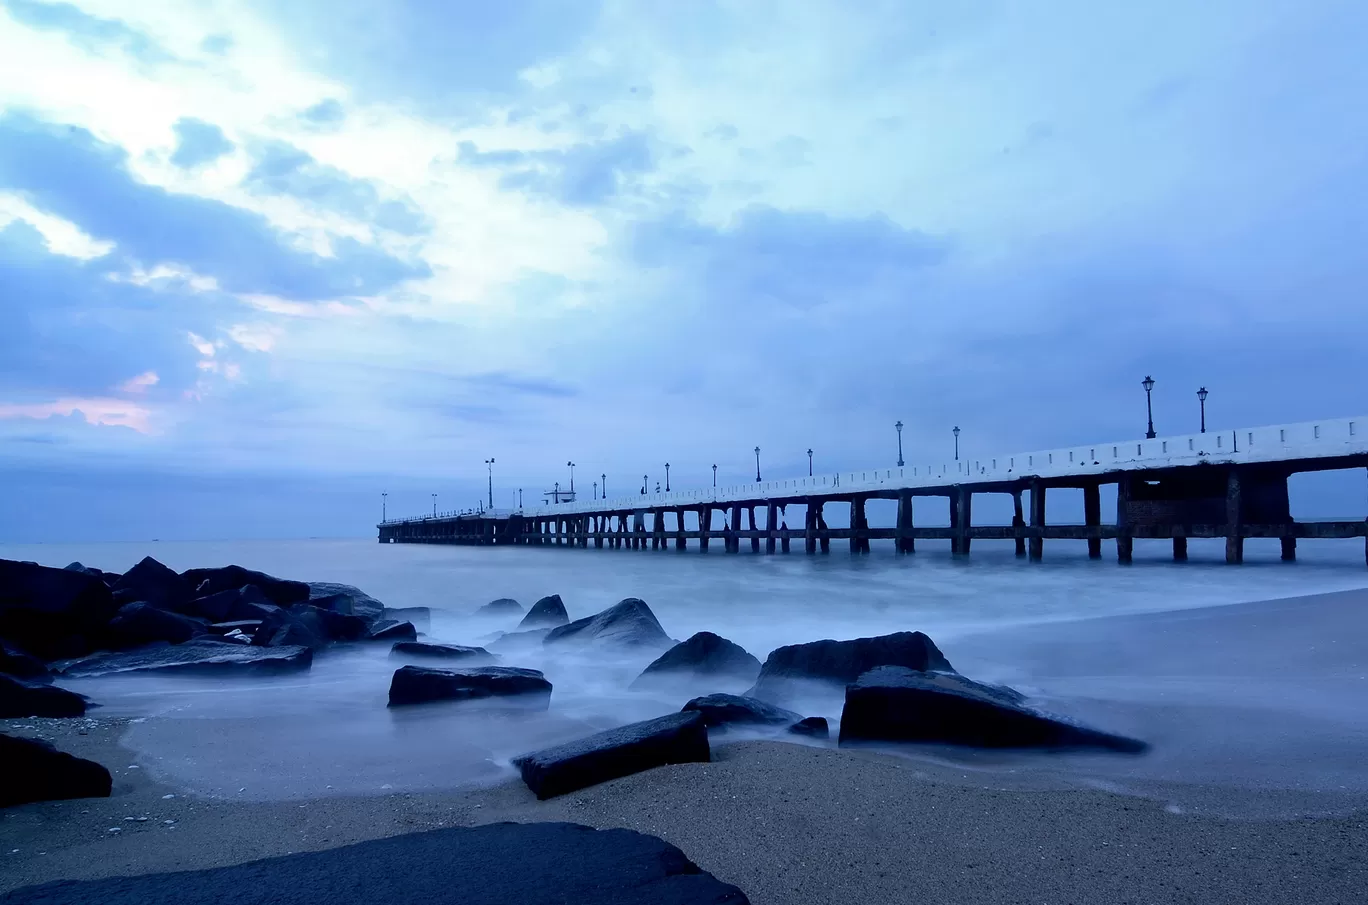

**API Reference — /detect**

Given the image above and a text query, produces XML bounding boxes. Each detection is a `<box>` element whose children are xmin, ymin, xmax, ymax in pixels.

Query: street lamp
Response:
<box><xmin>593</xmin><ymin>480</ymin><xmax>598</xmax><ymax>500</ymax></box>
<box><xmin>554</xmin><ymin>481</ymin><xmax>560</xmax><ymax>504</ymax></box>
<box><xmin>485</xmin><ymin>458</ymin><xmax>495</xmax><ymax>510</ymax></box>
<box><xmin>381</xmin><ymin>491</ymin><xmax>387</xmax><ymax>522</ymax></box>
<box><xmin>952</xmin><ymin>426</ymin><xmax>960</xmax><ymax>461</ymax></box>
<box><xmin>1197</xmin><ymin>387</ymin><xmax>1208</xmax><ymax>433</ymax></box>
<box><xmin>754</xmin><ymin>446</ymin><xmax>761</xmax><ymax>482</ymax></box>
<box><xmin>807</xmin><ymin>449</ymin><xmax>813</xmax><ymax>476</ymax></box>
<box><xmin>601</xmin><ymin>473</ymin><xmax>606</xmax><ymax>498</ymax></box>
<box><xmin>895</xmin><ymin>421</ymin><xmax>905</xmax><ymax>467</ymax></box>
<box><xmin>567</xmin><ymin>461</ymin><xmax>575</xmax><ymax>495</ymax></box>
<box><xmin>431</xmin><ymin>493</ymin><xmax>437</xmax><ymax>517</ymax></box>
<box><xmin>518</xmin><ymin>488</ymin><xmax>523</xmax><ymax>509</ymax></box>
<box><xmin>712</xmin><ymin>464</ymin><xmax>717</xmax><ymax>487</ymax></box>
<box><xmin>665</xmin><ymin>463</ymin><xmax>671</xmax><ymax>492</ymax></box>
<box><xmin>642</xmin><ymin>474</ymin><xmax>648</xmax><ymax>496</ymax></box>
<box><xmin>1142</xmin><ymin>375</ymin><xmax>1156</xmax><ymax>439</ymax></box>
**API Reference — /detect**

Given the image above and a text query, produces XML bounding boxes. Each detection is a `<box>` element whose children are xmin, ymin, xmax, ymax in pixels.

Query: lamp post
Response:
<box><xmin>485</xmin><ymin>458</ymin><xmax>495</xmax><ymax>510</ymax></box>
<box><xmin>593</xmin><ymin>480</ymin><xmax>598</xmax><ymax>500</ymax></box>
<box><xmin>601</xmin><ymin>473</ymin><xmax>606</xmax><ymax>498</ymax></box>
<box><xmin>664</xmin><ymin>463</ymin><xmax>670</xmax><ymax>492</ymax></box>
<box><xmin>952</xmin><ymin>426</ymin><xmax>960</xmax><ymax>461</ymax></box>
<box><xmin>431</xmin><ymin>493</ymin><xmax>437</xmax><ymax>517</ymax></box>
<box><xmin>567</xmin><ymin>461</ymin><xmax>575</xmax><ymax>495</ymax></box>
<box><xmin>1197</xmin><ymin>387</ymin><xmax>1208</xmax><ymax>433</ymax></box>
<box><xmin>381</xmin><ymin>491</ymin><xmax>387</xmax><ymax>522</ymax></box>
<box><xmin>642</xmin><ymin>475</ymin><xmax>648</xmax><ymax>496</ymax></box>
<box><xmin>1142</xmin><ymin>375</ymin><xmax>1156</xmax><ymax>439</ymax></box>
<box><xmin>895</xmin><ymin>421</ymin><xmax>905</xmax><ymax>467</ymax></box>
<box><xmin>754</xmin><ymin>446</ymin><xmax>761</xmax><ymax>482</ymax></box>
<box><xmin>712</xmin><ymin>464</ymin><xmax>717</xmax><ymax>487</ymax></box>
<box><xmin>807</xmin><ymin>448</ymin><xmax>813</xmax><ymax>476</ymax></box>
<box><xmin>518</xmin><ymin>488</ymin><xmax>523</xmax><ymax>509</ymax></box>
<box><xmin>554</xmin><ymin>481</ymin><xmax>560</xmax><ymax>504</ymax></box>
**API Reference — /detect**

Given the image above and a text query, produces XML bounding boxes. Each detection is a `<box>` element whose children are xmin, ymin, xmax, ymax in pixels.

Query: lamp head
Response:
<box><xmin>1142</xmin><ymin>375</ymin><xmax>1155</xmax><ymax>392</ymax></box>
<box><xmin>1197</xmin><ymin>387</ymin><xmax>1208</xmax><ymax>401</ymax></box>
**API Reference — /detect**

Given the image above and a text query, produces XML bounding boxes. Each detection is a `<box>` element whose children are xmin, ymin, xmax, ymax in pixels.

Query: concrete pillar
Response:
<box><xmin>1226</xmin><ymin>469</ymin><xmax>1244</xmax><ymax>564</ymax></box>
<box><xmin>595</xmin><ymin>515</ymin><xmax>604</xmax><ymax>548</ymax></box>
<box><xmin>748</xmin><ymin>507</ymin><xmax>760</xmax><ymax>553</ymax></box>
<box><xmin>896</xmin><ymin>491</ymin><xmax>915</xmax><ymax>554</ymax></box>
<box><xmin>1116</xmin><ymin>477</ymin><xmax>1133</xmax><ymax>564</ymax></box>
<box><xmin>1028</xmin><ymin>481</ymin><xmax>1045</xmax><ymax>561</ymax></box>
<box><xmin>1012</xmin><ymin>490</ymin><xmax>1026</xmax><ymax>557</ymax></box>
<box><xmin>675</xmin><ymin>509</ymin><xmax>687</xmax><ymax>551</ymax></box>
<box><xmin>955</xmin><ymin>489</ymin><xmax>972</xmax><ymax>555</ymax></box>
<box><xmin>729</xmin><ymin>506</ymin><xmax>742</xmax><ymax>554</ymax></box>
<box><xmin>766</xmin><ymin>502</ymin><xmax>778</xmax><ymax>554</ymax></box>
<box><xmin>817</xmin><ymin>503</ymin><xmax>830</xmax><ymax>554</ymax></box>
<box><xmin>1084</xmin><ymin>484</ymin><xmax>1102</xmax><ymax>559</ymax></box>
<box><xmin>1280</xmin><ymin>536</ymin><xmax>1296</xmax><ymax>561</ymax></box>
<box><xmin>849</xmin><ymin>497</ymin><xmax>862</xmax><ymax>554</ymax></box>
<box><xmin>804</xmin><ymin>502</ymin><xmax>817</xmax><ymax>554</ymax></box>
<box><xmin>699</xmin><ymin>506</ymin><xmax>711</xmax><ymax>552</ymax></box>
<box><xmin>1173</xmin><ymin>536</ymin><xmax>1188</xmax><ymax>561</ymax></box>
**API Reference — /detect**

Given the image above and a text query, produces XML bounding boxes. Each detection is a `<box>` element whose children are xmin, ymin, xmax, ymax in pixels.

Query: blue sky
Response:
<box><xmin>2</xmin><ymin>0</ymin><xmax>1367</xmax><ymax>541</ymax></box>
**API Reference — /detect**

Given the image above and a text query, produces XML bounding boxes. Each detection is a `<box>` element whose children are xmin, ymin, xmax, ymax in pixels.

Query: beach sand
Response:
<box><xmin>4</xmin><ymin>589</ymin><xmax>1367</xmax><ymax>904</ymax></box>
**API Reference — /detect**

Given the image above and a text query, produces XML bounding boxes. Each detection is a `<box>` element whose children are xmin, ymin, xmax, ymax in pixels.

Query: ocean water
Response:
<box><xmin>4</xmin><ymin>536</ymin><xmax>1367</xmax><ymax>815</ymax></box>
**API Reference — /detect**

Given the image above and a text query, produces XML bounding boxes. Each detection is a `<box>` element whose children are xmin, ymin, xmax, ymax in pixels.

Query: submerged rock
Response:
<box><xmin>369</xmin><ymin>619</ymin><xmax>418</xmax><ymax>642</ymax></box>
<box><xmin>680</xmin><ymin>693</ymin><xmax>802</xmax><ymax>730</ymax></box>
<box><xmin>0</xmin><ymin>673</ymin><xmax>88</xmax><ymax>718</ymax></box>
<box><xmin>749</xmin><ymin>631</ymin><xmax>955</xmax><ymax>704</ymax></box>
<box><xmin>390</xmin><ymin>642</ymin><xmax>494</xmax><ymax>663</ymax></box>
<box><xmin>543</xmin><ymin>598</ymin><xmax>671</xmax><ymax>651</ymax></box>
<box><xmin>476</xmin><ymin>598</ymin><xmax>522</xmax><ymax>617</ymax></box>
<box><xmin>513</xmin><ymin>711</ymin><xmax>710</xmax><ymax>800</ymax></box>
<box><xmin>632</xmin><ymin>632</ymin><xmax>761</xmax><ymax>689</ymax></box>
<box><xmin>788</xmin><ymin>716</ymin><xmax>829</xmax><ymax>739</ymax></box>
<box><xmin>518</xmin><ymin>594</ymin><xmax>569</xmax><ymax>630</ymax></box>
<box><xmin>387</xmin><ymin>665</ymin><xmax>550</xmax><ymax>708</ymax></box>
<box><xmin>0</xmin><ymin>734</ymin><xmax>112</xmax><ymax>807</ymax></box>
<box><xmin>180</xmin><ymin>565</ymin><xmax>309</xmax><ymax>607</ymax></box>
<box><xmin>53</xmin><ymin>640</ymin><xmax>313</xmax><ymax>678</ymax></box>
<box><xmin>838</xmin><ymin>665</ymin><xmax>1148</xmax><ymax>753</ymax></box>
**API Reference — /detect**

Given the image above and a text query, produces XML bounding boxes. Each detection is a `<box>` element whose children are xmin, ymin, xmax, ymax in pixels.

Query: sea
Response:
<box><xmin>4</xmin><ymin>536</ymin><xmax>1366</xmax><ymax>818</ymax></box>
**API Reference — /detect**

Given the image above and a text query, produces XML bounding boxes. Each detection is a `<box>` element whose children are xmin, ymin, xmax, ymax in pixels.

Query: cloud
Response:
<box><xmin>0</xmin><ymin>396</ymin><xmax>154</xmax><ymax>432</ymax></box>
<box><xmin>169</xmin><ymin>118</ymin><xmax>235</xmax><ymax>169</ymax></box>
<box><xmin>1</xmin><ymin>0</ymin><xmax>172</xmax><ymax>63</ymax></box>
<box><xmin>300</xmin><ymin>98</ymin><xmax>346</xmax><ymax>125</ymax></box>
<box><xmin>0</xmin><ymin>191</ymin><xmax>112</xmax><ymax>259</ymax></box>
<box><xmin>227</xmin><ymin>323</ymin><xmax>281</xmax><ymax>352</ymax></box>
<box><xmin>460</xmin><ymin>131</ymin><xmax>655</xmax><ymax>206</ymax></box>
<box><xmin>117</xmin><ymin>371</ymin><xmax>159</xmax><ymax>394</ymax></box>
<box><xmin>462</xmin><ymin>372</ymin><xmax>577</xmax><ymax>398</ymax></box>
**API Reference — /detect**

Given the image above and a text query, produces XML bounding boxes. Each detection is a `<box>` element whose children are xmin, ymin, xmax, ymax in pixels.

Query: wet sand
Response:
<box><xmin>4</xmin><ymin>589</ymin><xmax>1367</xmax><ymax>903</ymax></box>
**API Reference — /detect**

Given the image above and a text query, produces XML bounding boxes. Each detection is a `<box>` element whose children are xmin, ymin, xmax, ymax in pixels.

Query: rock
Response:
<box><xmin>112</xmin><ymin>556</ymin><xmax>192</xmax><ymax>614</ymax></box>
<box><xmin>387</xmin><ymin>665</ymin><xmax>550</xmax><ymax>708</ymax></box>
<box><xmin>108</xmin><ymin>602</ymin><xmax>205</xmax><ymax>647</ymax></box>
<box><xmin>309</xmin><ymin>607</ymin><xmax>370</xmax><ymax>642</ymax></box>
<box><xmin>514</xmin><ymin>711</ymin><xmax>710</xmax><ymax>800</ymax></box>
<box><xmin>207</xmin><ymin>620</ymin><xmax>263</xmax><ymax>636</ymax></box>
<box><xmin>788</xmin><ymin>716</ymin><xmax>829</xmax><ymax>739</ymax></box>
<box><xmin>487</xmin><ymin>627</ymin><xmax>553</xmax><ymax>650</ymax></box>
<box><xmin>680</xmin><ymin>693</ymin><xmax>802</xmax><ymax>729</ymax></box>
<box><xmin>53</xmin><ymin>640</ymin><xmax>313</xmax><ymax>677</ymax></box>
<box><xmin>518</xmin><ymin>594</ymin><xmax>569</xmax><ymax>629</ymax></box>
<box><xmin>308</xmin><ymin>582</ymin><xmax>386</xmax><ymax>622</ymax></box>
<box><xmin>1</xmin><ymin>639</ymin><xmax>50</xmax><ymax>682</ymax></box>
<box><xmin>182</xmin><ymin>588</ymin><xmax>244</xmax><ymax>622</ymax></box>
<box><xmin>0</xmin><ymin>558</ymin><xmax>118</xmax><ymax>660</ymax></box>
<box><xmin>632</xmin><ymin>632</ymin><xmax>761</xmax><ymax>689</ymax></box>
<box><xmin>224</xmin><ymin>586</ymin><xmax>281</xmax><ymax>622</ymax></box>
<box><xmin>390</xmin><ymin>642</ymin><xmax>494</xmax><ymax>663</ymax></box>
<box><xmin>381</xmin><ymin>606</ymin><xmax>430</xmax><ymax>633</ymax></box>
<box><xmin>0</xmin><ymin>821</ymin><xmax>750</xmax><ymax>904</ymax></box>
<box><xmin>838</xmin><ymin>666</ymin><xmax>1148</xmax><ymax>753</ymax></box>
<box><xmin>477</xmin><ymin>598</ymin><xmax>522</xmax><ymax>616</ymax></box>
<box><xmin>0</xmin><ymin>673</ymin><xmax>89</xmax><ymax>717</ymax></box>
<box><xmin>0</xmin><ymin>734</ymin><xmax>111</xmax><ymax>807</ymax></box>
<box><xmin>180</xmin><ymin>565</ymin><xmax>309</xmax><ymax>607</ymax></box>
<box><xmin>748</xmin><ymin>631</ymin><xmax>955</xmax><ymax>704</ymax></box>
<box><xmin>543</xmin><ymin>598</ymin><xmax>671</xmax><ymax>651</ymax></box>
<box><xmin>369</xmin><ymin>619</ymin><xmax>418</xmax><ymax>642</ymax></box>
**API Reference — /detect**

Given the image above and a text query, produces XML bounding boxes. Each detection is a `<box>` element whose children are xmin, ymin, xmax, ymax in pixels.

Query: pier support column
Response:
<box><xmin>1012</xmin><ymin>490</ymin><xmax>1026</xmax><ymax>557</ymax></box>
<box><xmin>595</xmin><ymin>516</ymin><xmax>604</xmax><ymax>548</ymax></box>
<box><xmin>952</xmin><ymin>489</ymin><xmax>972</xmax><ymax>555</ymax></box>
<box><xmin>1028</xmin><ymin>481</ymin><xmax>1045</xmax><ymax>561</ymax></box>
<box><xmin>1280</xmin><ymin>537</ymin><xmax>1296</xmax><ymax>561</ymax></box>
<box><xmin>895</xmin><ymin>491</ymin><xmax>914</xmax><ymax>554</ymax></box>
<box><xmin>675</xmin><ymin>510</ymin><xmax>687</xmax><ymax>551</ymax></box>
<box><xmin>748</xmin><ymin>507</ymin><xmax>760</xmax><ymax>553</ymax></box>
<box><xmin>1116</xmin><ymin>477</ymin><xmax>1133</xmax><ymax>564</ymax></box>
<box><xmin>804</xmin><ymin>503</ymin><xmax>817</xmax><ymax>554</ymax></box>
<box><xmin>729</xmin><ymin>506</ymin><xmax>742</xmax><ymax>554</ymax></box>
<box><xmin>1226</xmin><ymin>469</ymin><xmax>1244</xmax><ymax>565</ymax></box>
<box><xmin>818</xmin><ymin>503</ymin><xmax>830</xmax><ymax>553</ymax></box>
<box><xmin>849</xmin><ymin>497</ymin><xmax>862</xmax><ymax>554</ymax></box>
<box><xmin>1084</xmin><ymin>484</ymin><xmax>1102</xmax><ymax>559</ymax></box>
<box><xmin>766</xmin><ymin>503</ymin><xmax>778</xmax><ymax>553</ymax></box>
<box><xmin>1173</xmin><ymin>536</ymin><xmax>1188</xmax><ymax>561</ymax></box>
<box><xmin>699</xmin><ymin>507</ymin><xmax>711</xmax><ymax>552</ymax></box>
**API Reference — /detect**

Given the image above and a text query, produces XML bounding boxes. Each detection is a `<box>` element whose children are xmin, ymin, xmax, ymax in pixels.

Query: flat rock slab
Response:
<box><xmin>368</xmin><ymin>619</ymin><xmax>417</xmax><ymax>642</ymax></box>
<box><xmin>838</xmin><ymin>665</ymin><xmax>1148</xmax><ymax>753</ymax></box>
<box><xmin>0</xmin><ymin>822</ymin><xmax>748</xmax><ymax>904</ymax></box>
<box><xmin>52</xmin><ymin>640</ymin><xmax>313</xmax><ymax>678</ymax></box>
<box><xmin>514</xmin><ymin>711</ymin><xmax>710</xmax><ymax>800</ymax></box>
<box><xmin>681</xmin><ymin>693</ymin><xmax>802</xmax><ymax>729</ymax></box>
<box><xmin>390</xmin><ymin>641</ymin><xmax>494</xmax><ymax>663</ymax></box>
<box><xmin>388</xmin><ymin>665</ymin><xmax>550</xmax><ymax>707</ymax></box>
<box><xmin>0</xmin><ymin>734</ymin><xmax>112</xmax><ymax>808</ymax></box>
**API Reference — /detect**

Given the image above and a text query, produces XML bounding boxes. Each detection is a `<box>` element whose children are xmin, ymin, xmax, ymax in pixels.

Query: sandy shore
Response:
<box><xmin>4</xmin><ymin>589</ymin><xmax>1367</xmax><ymax>903</ymax></box>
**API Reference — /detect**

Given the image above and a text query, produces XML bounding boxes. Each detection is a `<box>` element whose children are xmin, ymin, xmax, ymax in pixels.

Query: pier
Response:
<box><xmin>378</xmin><ymin>415</ymin><xmax>1368</xmax><ymax>565</ymax></box>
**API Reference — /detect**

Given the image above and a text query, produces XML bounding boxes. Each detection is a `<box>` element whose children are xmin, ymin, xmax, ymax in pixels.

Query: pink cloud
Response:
<box><xmin>117</xmin><ymin>371</ymin><xmax>160</xmax><ymax>394</ymax></box>
<box><xmin>0</xmin><ymin>397</ymin><xmax>155</xmax><ymax>433</ymax></box>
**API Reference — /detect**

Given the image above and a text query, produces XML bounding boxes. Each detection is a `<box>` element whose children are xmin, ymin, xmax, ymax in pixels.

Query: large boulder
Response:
<box><xmin>111</xmin><ymin>556</ymin><xmax>192</xmax><ymax>614</ymax></box>
<box><xmin>306</xmin><ymin>606</ymin><xmax>371</xmax><ymax>642</ymax></box>
<box><xmin>1</xmin><ymin>639</ymin><xmax>50</xmax><ymax>682</ymax></box>
<box><xmin>180</xmin><ymin>565</ymin><xmax>309</xmax><ymax>606</ymax></box>
<box><xmin>632</xmin><ymin>632</ymin><xmax>761</xmax><ymax>689</ymax></box>
<box><xmin>391</xmin><ymin>642</ymin><xmax>494</xmax><ymax>663</ymax></box>
<box><xmin>0</xmin><ymin>559</ymin><xmax>118</xmax><ymax>659</ymax></box>
<box><xmin>0</xmin><ymin>734</ymin><xmax>111</xmax><ymax>807</ymax></box>
<box><xmin>309</xmin><ymin>582</ymin><xmax>386</xmax><ymax>622</ymax></box>
<box><xmin>108</xmin><ymin>602</ymin><xmax>205</xmax><ymax>647</ymax></box>
<box><xmin>748</xmin><ymin>631</ymin><xmax>955</xmax><ymax>704</ymax></box>
<box><xmin>252</xmin><ymin>605</ymin><xmax>351</xmax><ymax>649</ymax></box>
<box><xmin>789</xmin><ymin>716</ymin><xmax>830</xmax><ymax>739</ymax></box>
<box><xmin>53</xmin><ymin>640</ymin><xmax>313</xmax><ymax>677</ymax></box>
<box><xmin>838</xmin><ymin>666</ymin><xmax>1148</xmax><ymax>753</ymax></box>
<box><xmin>387</xmin><ymin>665</ymin><xmax>550</xmax><ymax>708</ymax></box>
<box><xmin>513</xmin><ymin>711</ymin><xmax>710</xmax><ymax>800</ymax></box>
<box><xmin>518</xmin><ymin>594</ymin><xmax>569</xmax><ymax>630</ymax></box>
<box><xmin>0</xmin><ymin>673</ymin><xmax>88</xmax><ymax>717</ymax></box>
<box><xmin>477</xmin><ymin>598</ymin><xmax>522</xmax><ymax>617</ymax></box>
<box><xmin>369</xmin><ymin>619</ymin><xmax>418</xmax><ymax>642</ymax></box>
<box><xmin>223</xmin><ymin>586</ymin><xmax>281</xmax><ymax>622</ymax></box>
<box><xmin>0</xmin><ymin>822</ymin><xmax>750</xmax><ymax>904</ymax></box>
<box><xmin>543</xmin><ymin>598</ymin><xmax>672</xmax><ymax>651</ymax></box>
<box><xmin>680</xmin><ymin>693</ymin><xmax>802</xmax><ymax>730</ymax></box>
<box><xmin>382</xmin><ymin>606</ymin><xmax>430</xmax><ymax>633</ymax></box>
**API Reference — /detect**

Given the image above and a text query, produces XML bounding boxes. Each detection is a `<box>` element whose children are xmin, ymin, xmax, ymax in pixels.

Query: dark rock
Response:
<box><xmin>838</xmin><ymin>666</ymin><xmax>1148</xmax><ymax>753</ymax></box>
<box><xmin>224</xmin><ymin>586</ymin><xmax>281</xmax><ymax>622</ymax></box>
<box><xmin>207</xmin><ymin>620</ymin><xmax>263</xmax><ymax>636</ymax></box>
<box><xmin>108</xmin><ymin>602</ymin><xmax>205</xmax><ymax>647</ymax></box>
<box><xmin>387</xmin><ymin>665</ymin><xmax>550</xmax><ymax>708</ymax></box>
<box><xmin>487</xmin><ymin>627</ymin><xmax>553</xmax><ymax>650</ymax></box>
<box><xmin>307</xmin><ymin>606</ymin><xmax>370</xmax><ymax>642</ymax></box>
<box><xmin>788</xmin><ymin>716</ymin><xmax>829</xmax><ymax>739</ymax></box>
<box><xmin>63</xmin><ymin>562</ymin><xmax>90</xmax><ymax>572</ymax></box>
<box><xmin>681</xmin><ymin>693</ymin><xmax>802</xmax><ymax>729</ymax></box>
<box><xmin>308</xmin><ymin>582</ymin><xmax>386</xmax><ymax>622</ymax></box>
<box><xmin>0</xmin><ymin>558</ymin><xmax>118</xmax><ymax>660</ymax></box>
<box><xmin>381</xmin><ymin>606</ymin><xmax>430</xmax><ymax>633</ymax></box>
<box><xmin>0</xmin><ymin>673</ymin><xmax>88</xmax><ymax>718</ymax></box>
<box><xmin>0</xmin><ymin>821</ymin><xmax>750</xmax><ymax>904</ymax></box>
<box><xmin>250</xmin><ymin>605</ymin><xmax>331</xmax><ymax>649</ymax></box>
<box><xmin>632</xmin><ymin>632</ymin><xmax>761</xmax><ymax>689</ymax></box>
<box><xmin>112</xmin><ymin>556</ymin><xmax>192</xmax><ymax>614</ymax></box>
<box><xmin>749</xmin><ymin>631</ymin><xmax>955</xmax><ymax>704</ymax></box>
<box><xmin>180</xmin><ymin>565</ymin><xmax>309</xmax><ymax>607</ymax></box>
<box><xmin>518</xmin><ymin>594</ymin><xmax>569</xmax><ymax>629</ymax></box>
<box><xmin>543</xmin><ymin>598</ymin><xmax>671</xmax><ymax>651</ymax></box>
<box><xmin>182</xmin><ymin>588</ymin><xmax>244</xmax><ymax>622</ymax></box>
<box><xmin>53</xmin><ymin>640</ymin><xmax>313</xmax><ymax>677</ymax></box>
<box><xmin>1</xmin><ymin>639</ymin><xmax>50</xmax><ymax>681</ymax></box>
<box><xmin>477</xmin><ymin>598</ymin><xmax>522</xmax><ymax>616</ymax></box>
<box><xmin>369</xmin><ymin>619</ymin><xmax>418</xmax><ymax>642</ymax></box>
<box><xmin>513</xmin><ymin>711</ymin><xmax>710</xmax><ymax>800</ymax></box>
<box><xmin>0</xmin><ymin>734</ymin><xmax>111</xmax><ymax>807</ymax></box>
<box><xmin>390</xmin><ymin>642</ymin><xmax>494</xmax><ymax>663</ymax></box>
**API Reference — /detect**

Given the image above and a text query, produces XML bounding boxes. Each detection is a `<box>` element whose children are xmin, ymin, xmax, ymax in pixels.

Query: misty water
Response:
<box><xmin>5</xmin><ymin>537</ymin><xmax>1366</xmax><ymax>817</ymax></box>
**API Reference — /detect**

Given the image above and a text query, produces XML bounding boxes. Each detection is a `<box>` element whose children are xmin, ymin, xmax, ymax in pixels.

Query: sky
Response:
<box><xmin>2</xmin><ymin>0</ymin><xmax>1367</xmax><ymax>542</ymax></box>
